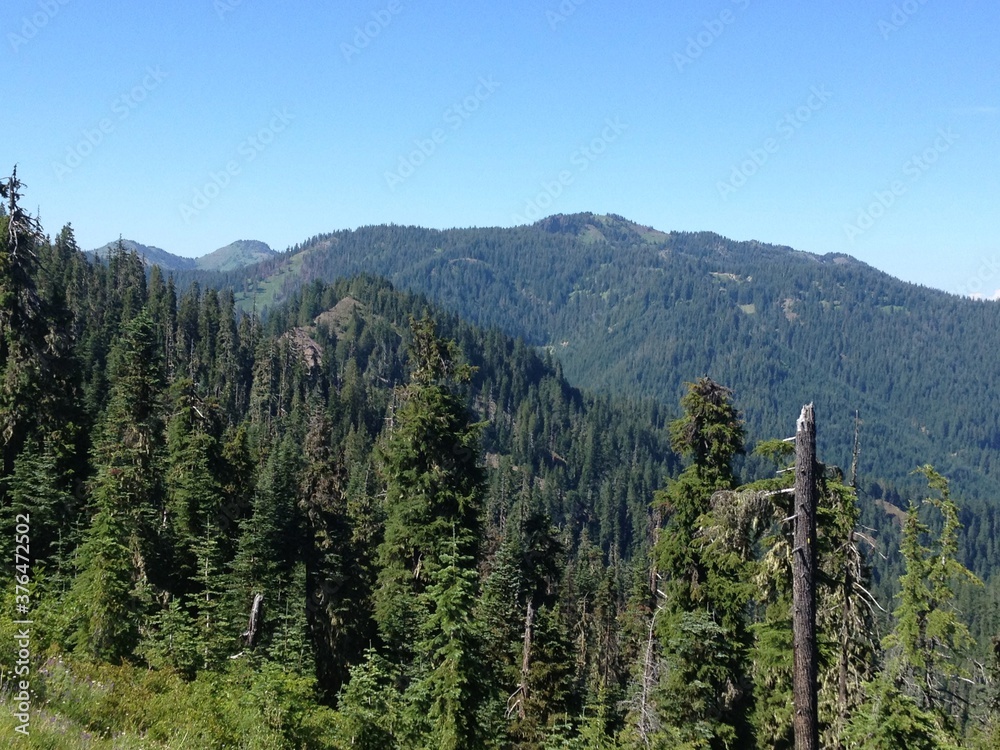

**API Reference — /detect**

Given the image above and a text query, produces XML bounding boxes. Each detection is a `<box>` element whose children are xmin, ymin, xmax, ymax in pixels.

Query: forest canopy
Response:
<box><xmin>2</xmin><ymin>175</ymin><xmax>999</xmax><ymax>749</ymax></box>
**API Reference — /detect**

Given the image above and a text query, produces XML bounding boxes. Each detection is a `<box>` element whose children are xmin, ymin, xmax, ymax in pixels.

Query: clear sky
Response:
<box><xmin>4</xmin><ymin>0</ymin><xmax>998</xmax><ymax>297</ymax></box>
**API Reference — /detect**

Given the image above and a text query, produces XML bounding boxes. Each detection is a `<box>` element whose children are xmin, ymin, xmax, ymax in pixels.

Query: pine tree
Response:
<box><xmin>373</xmin><ymin>317</ymin><xmax>484</xmax><ymax>656</ymax></box>
<box><xmin>409</xmin><ymin>535</ymin><xmax>491</xmax><ymax>750</ymax></box>
<box><xmin>653</xmin><ymin>377</ymin><xmax>753</xmax><ymax>748</ymax></box>
<box><xmin>163</xmin><ymin>378</ymin><xmax>223</xmax><ymax>589</ymax></box>
<box><xmin>881</xmin><ymin>466</ymin><xmax>981</xmax><ymax>735</ymax></box>
<box><xmin>68</xmin><ymin>311</ymin><xmax>165</xmax><ymax>662</ymax></box>
<box><xmin>299</xmin><ymin>407</ymin><xmax>372</xmax><ymax>697</ymax></box>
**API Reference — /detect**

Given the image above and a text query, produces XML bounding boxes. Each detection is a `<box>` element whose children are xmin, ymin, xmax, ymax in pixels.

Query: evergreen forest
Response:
<box><xmin>3</xmin><ymin>172</ymin><xmax>1000</xmax><ymax>749</ymax></box>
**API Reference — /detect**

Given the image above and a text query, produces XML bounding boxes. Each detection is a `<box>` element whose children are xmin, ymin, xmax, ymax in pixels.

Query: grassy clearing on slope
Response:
<box><xmin>0</xmin><ymin>655</ymin><xmax>336</xmax><ymax>749</ymax></box>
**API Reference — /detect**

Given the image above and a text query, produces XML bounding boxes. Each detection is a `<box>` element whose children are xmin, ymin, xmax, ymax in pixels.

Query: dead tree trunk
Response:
<box><xmin>517</xmin><ymin>599</ymin><xmax>536</xmax><ymax>719</ymax></box>
<box><xmin>792</xmin><ymin>404</ymin><xmax>818</xmax><ymax>750</ymax></box>
<box><xmin>507</xmin><ymin>598</ymin><xmax>536</xmax><ymax>721</ymax></box>
<box><xmin>242</xmin><ymin>593</ymin><xmax>264</xmax><ymax>648</ymax></box>
<box><xmin>636</xmin><ymin>596</ymin><xmax>665</xmax><ymax>748</ymax></box>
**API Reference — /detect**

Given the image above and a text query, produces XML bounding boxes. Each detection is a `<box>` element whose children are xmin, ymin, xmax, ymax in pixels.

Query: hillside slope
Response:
<box><xmin>186</xmin><ymin>213</ymin><xmax>1000</xmax><ymax>504</ymax></box>
<box><xmin>196</xmin><ymin>239</ymin><xmax>276</xmax><ymax>271</ymax></box>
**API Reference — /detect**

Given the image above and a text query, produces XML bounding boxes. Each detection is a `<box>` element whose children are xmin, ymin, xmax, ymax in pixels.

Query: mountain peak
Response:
<box><xmin>534</xmin><ymin>212</ymin><xmax>671</xmax><ymax>245</ymax></box>
<box><xmin>196</xmin><ymin>240</ymin><xmax>276</xmax><ymax>271</ymax></box>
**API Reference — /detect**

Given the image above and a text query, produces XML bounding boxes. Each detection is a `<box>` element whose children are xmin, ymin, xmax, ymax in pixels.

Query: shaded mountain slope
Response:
<box><xmin>183</xmin><ymin>213</ymin><xmax>1000</xmax><ymax>504</ymax></box>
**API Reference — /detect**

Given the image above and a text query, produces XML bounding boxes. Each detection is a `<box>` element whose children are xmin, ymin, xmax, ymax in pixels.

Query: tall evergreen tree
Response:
<box><xmin>0</xmin><ymin>169</ymin><xmax>47</xmax><ymax>473</ymax></box>
<box><xmin>372</xmin><ymin>317</ymin><xmax>490</xmax><ymax>747</ymax></box>
<box><xmin>653</xmin><ymin>377</ymin><xmax>753</xmax><ymax>748</ymax></box>
<box><xmin>373</xmin><ymin>317</ymin><xmax>485</xmax><ymax>655</ymax></box>
<box><xmin>881</xmin><ymin>466</ymin><xmax>981</xmax><ymax>734</ymax></box>
<box><xmin>299</xmin><ymin>407</ymin><xmax>372</xmax><ymax>697</ymax></box>
<box><xmin>410</xmin><ymin>536</ymin><xmax>491</xmax><ymax>750</ymax></box>
<box><xmin>227</xmin><ymin>431</ymin><xmax>304</xmax><ymax>656</ymax></box>
<box><xmin>163</xmin><ymin>378</ymin><xmax>223</xmax><ymax>588</ymax></box>
<box><xmin>68</xmin><ymin>311</ymin><xmax>165</xmax><ymax>662</ymax></box>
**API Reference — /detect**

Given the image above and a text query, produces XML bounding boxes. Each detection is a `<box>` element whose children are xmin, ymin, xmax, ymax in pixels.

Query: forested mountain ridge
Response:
<box><xmin>182</xmin><ymin>213</ymin><xmax>1000</xmax><ymax>509</ymax></box>
<box><xmin>89</xmin><ymin>239</ymin><xmax>195</xmax><ymax>270</ymax></box>
<box><xmin>4</xmin><ymin>174</ymin><xmax>1000</xmax><ymax>748</ymax></box>
<box><xmin>89</xmin><ymin>238</ymin><xmax>275</xmax><ymax>272</ymax></box>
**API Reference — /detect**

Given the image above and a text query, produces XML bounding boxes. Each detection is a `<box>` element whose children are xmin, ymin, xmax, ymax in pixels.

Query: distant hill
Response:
<box><xmin>89</xmin><ymin>238</ymin><xmax>275</xmax><ymax>272</ymax></box>
<box><xmin>89</xmin><ymin>239</ymin><xmax>196</xmax><ymax>270</ymax></box>
<box><xmin>184</xmin><ymin>213</ymin><xmax>1000</xmax><ymax>510</ymax></box>
<box><xmin>195</xmin><ymin>239</ymin><xmax>276</xmax><ymax>271</ymax></box>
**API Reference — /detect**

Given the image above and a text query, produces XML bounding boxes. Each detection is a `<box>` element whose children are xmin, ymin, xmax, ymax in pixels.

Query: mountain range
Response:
<box><xmin>89</xmin><ymin>238</ymin><xmax>276</xmax><ymax>272</ymax></box>
<box><xmin>127</xmin><ymin>213</ymin><xmax>1000</xmax><ymax>515</ymax></box>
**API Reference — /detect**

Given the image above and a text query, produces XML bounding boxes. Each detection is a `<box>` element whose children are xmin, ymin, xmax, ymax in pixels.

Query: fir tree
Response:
<box><xmin>409</xmin><ymin>535</ymin><xmax>491</xmax><ymax>750</ymax></box>
<box><xmin>372</xmin><ymin>317</ymin><xmax>491</xmax><ymax>746</ymax></box>
<box><xmin>299</xmin><ymin>407</ymin><xmax>372</xmax><ymax>697</ymax></box>
<box><xmin>653</xmin><ymin>377</ymin><xmax>752</xmax><ymax>748</ymax></box>
<box><xmin>373</xmin><ymin>316</ymin><xmax>484</xmax><ymax>656</ymax></box>
<box><xmin>227</xmin><ymin>431</ymin><xmax>304</xmax><ymax>655</ymax></box>
<box><xmin>163</xmin><ymin>378</ymin><xmax>223</xmax><ymax>590</ymax></box>
<box><xmin>881</xmin><ymin>466</ymin><xmax>981</xmax><ymax>735</ymax></box>
<box><xmin>332</xmin><ymin>648</ymin><xmax>405</xmax><ymax>749</ymax></box>
<box><xmin>68</xmin><ymin>311</ymin><xmax>165</xmax><ymax>662</ymax></box>
<box><xmin>0</xmin><ymin>170</ymin><xmax>47</xmax><ymax>473</ymax></box>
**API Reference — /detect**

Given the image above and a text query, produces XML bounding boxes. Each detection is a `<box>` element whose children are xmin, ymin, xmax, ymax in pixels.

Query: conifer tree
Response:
<box><xmin>299</xmin><ymin>407</ymin><xmax>372</xmax><ymax>696</ymax></box>
<box><xmin>507</xmin><ymin>503</ymin><xmax>575</xmax><ymax>743</ymax></box>
<box><xmin>881</xmin><ymin>466</ymin><xmax>981</xmax><ymax>734</ymax></box>
<box><xmin>480</xmin><ymin>531</ymin><xmax>525</xmax><ymax>681</ymax></box>
<box><xmin>332</xmin><ymin>648</ymin><xmax>405</xmax><ymax>749</ymax></box>
<box><xmin>0</xmin><ymin>170</ymin><xmax>47</xmax><ymax>473</ymax></box>
<box><xmin>653</xmin><ymin>377</ymin><xmax>752</xmax><ymax>748</ymax></box>
<box><xmin>373</xmin><ymin>316</ymin><xmax>484</xmax><ymax>656</ymax></box>
<box><xmin>372</xmin><ymin>317</ymin><xmax>490</xmax><ymax>747</ymax></box>
<box><xmin>69</xmin><ymin>311</ymin><xmax>165</xmax><ymax>661</ymax></box>
<box><xmin>163</xmin><ymin>378</ymin><xmax>223</xmax><ymax>589</ymax></box>
<box><xmin>409</xmin><ymin>535</ymin><xmax>490</xmax><ymax>750</ymax></box>
<box><xmin>227</xmin><ymin>431</ymin><xmax>304</xmax><ymax>654</ymax></box>
<box><xmin>843</xmin><ymin>466</ymin><xmax>979</xmax><ymax>750</ymax></box>
<box><xmin>189</xmin><ymin>520</ymin><xmax>227</xmax><ymax>670</ymax></box>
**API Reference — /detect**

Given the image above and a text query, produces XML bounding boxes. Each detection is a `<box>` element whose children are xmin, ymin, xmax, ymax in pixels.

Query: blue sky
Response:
<box><xmin>4</xmin><ymin>0</ymin><xmax>998</xmax><ymax>296</ymax></box>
